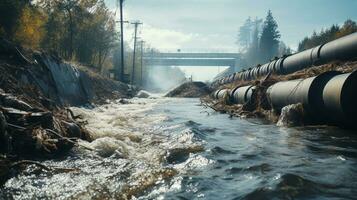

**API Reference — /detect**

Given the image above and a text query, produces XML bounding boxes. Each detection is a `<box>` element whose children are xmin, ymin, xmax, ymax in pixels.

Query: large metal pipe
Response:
<box><xmin>319</xmin><ymin>32</ymin><xmax>357</xmax><ymax>63</ymax></box>
<box><xmin>322</xmin><ymin>70</ymin><xmax>357</xmax><ymax>126</ymax></box>
<box><xmin>231</xmin><ymin>85</ymin><xmax>256</xmax><ymax>105</ymax></box>
<box><xmin>212</xmin><ymin>89</ymin><xmax>230</xmax><ymax>100</ymax></box>
<box><xmin>281</xmin><ymin>49</ymin><xmax>313</xmax><ymax>74</ymax></box>
<box><xmin>267</xmin><ymin>71</ymin><xmax>341</xmax><ymax>116</ymax></box>
<box><xmin>215</xmin><ymin>33</ymin><xmax>357</xmax><ymax>86</ymax></box>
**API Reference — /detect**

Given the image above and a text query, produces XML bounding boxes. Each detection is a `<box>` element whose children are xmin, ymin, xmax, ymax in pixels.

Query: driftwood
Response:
<box><xmin>0</xmin><ymin>92</ymin><xmax>92</xmax><ymax>185</ymax></box>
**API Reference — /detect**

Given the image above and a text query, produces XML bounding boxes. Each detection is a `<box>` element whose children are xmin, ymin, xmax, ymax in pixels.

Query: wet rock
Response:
<box><xmin>0</xmin><ymin>111</ymin><xmax>9</xmax><ymax>153</ymax></box>
<box><xmin>61</xmin><ymin>121</ymin><xmax>81</xmax><ymax>138</ymax></box>
<box><xmin>136</xmin><ymin>90</ymin><xmax>150</xmax><ymax>98</ymax></box>
<box><xmin>117</xmin><ymin>99</ymin><xmax>131</xmax><ymax>104</ymax></box>
<box><xmin>277</xmin><ymin>103</ymin><xmax>305</xmax><ymax>127</ymax></box>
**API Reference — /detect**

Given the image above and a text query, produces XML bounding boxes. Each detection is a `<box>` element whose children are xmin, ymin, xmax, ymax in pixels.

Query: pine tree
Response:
<box><xmin>259</xmin><ymin>10</ymin><xmax>280</xmax><ymax>62</ymax></box>
<box><xmin>237</xmin><ymin>17</ymin><xmax>252</xmax><ymax>51</ymax></box>
<box><xmin>246</xmin><ymin>18</ymin><xmax>262</xmax><ymax>65</ymax></box>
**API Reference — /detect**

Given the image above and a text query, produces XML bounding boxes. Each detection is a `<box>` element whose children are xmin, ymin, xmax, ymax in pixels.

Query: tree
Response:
<box><xmin>278</xmin><ymin>41</ymin><xmax>292</xmax><ymax>56</ymax></box>
<box><xmin>38</xmin><ymin>0</ymin><xmax>117</xmax><ymax>70</ymax></box>
<box><xmin>246</xmin><ymin>18</ymin><xmax>263</xmax><ymax>65</ymax></box>
<box><xmin>14</xmin><ymin>5</ymin><xmax>47</xmax><ymax>49</ymax></box>
<box><xmin>237</xmin><ymin>17</ymin><xmax>252</xmax><ymax>51</ymax></box>
<box><xmin>0</xmin><ymin>0</ymin><xmax>31</xmax><ymax>39</ymax></box>
<box><xmin>298</xmin><ymin>19</ymin><xmax>357</xmax><ymax>51</ymax></box>
<box><xmin>259</xmin><ymin>10</ymin><xmax>280</xmax><ymax>62</ymax></box>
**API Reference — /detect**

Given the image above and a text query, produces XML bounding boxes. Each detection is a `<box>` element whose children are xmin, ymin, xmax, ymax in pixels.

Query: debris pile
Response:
<box><xmin>166</xmin><ymin>81</ymin><xmax>212</xmax><ymax>98</ymax></box>
<box><xmin>0</xmin><ymin>91</ymin><xmax>93</xmax><ymax>184</ymax></box>
<box><xmin>0</xmin><ymin>37</ymin><xmax>134</xmax><ymax>185</ymax></box>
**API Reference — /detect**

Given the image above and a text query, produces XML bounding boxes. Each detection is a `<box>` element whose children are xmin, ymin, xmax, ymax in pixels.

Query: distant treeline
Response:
<box><xmin>237</xmin><ymin>10</ymin><xmax>291</xmax><ymax>67</ymax></box>
<box><xmin>298</xmin><ymin>19</ymin><xmax>357</xmax><ymax>51</ymax></box>
<box><xmin>237</xmin><ymin>12</ymin><xmax>357</xmax><ymax>68</ymax></box>
<box><xmin>0</xmin><ymin>0</ymin><xmax>117</xmax><ymax>70</ymax></box>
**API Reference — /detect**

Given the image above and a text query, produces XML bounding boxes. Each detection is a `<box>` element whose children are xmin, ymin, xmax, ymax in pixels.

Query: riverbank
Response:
<box><xmin>0</xmin><ymin>38</ymin><xmax>136</xmax><ymax>185</ymax></box>
<box><xmin>204</xmin><ymin>61</ymin><xmax>357</xmax><ymax>128</ymax></box>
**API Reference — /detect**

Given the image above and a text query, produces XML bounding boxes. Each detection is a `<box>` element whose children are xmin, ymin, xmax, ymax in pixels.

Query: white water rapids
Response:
<box><xmin>2</xmin><ymin>96</ymin><xmax>357</xmax><ymax>200</ymax></box>
<box><xmin>2</xmin><ymin>97</ymin><xmax>213</xmax><ymax>199</ymax></box>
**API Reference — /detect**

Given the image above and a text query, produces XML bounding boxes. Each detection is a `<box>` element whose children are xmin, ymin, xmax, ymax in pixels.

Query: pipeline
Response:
<box><xmin>212</xmin><ymin>85</ymin><xmax>257</xmax><ymax>109</ymax></box>
<box><xmin>215</xmin><ymin>32</ymin><xmax>357</xmax><ymax>85</ymax></box>
<box><xmin>211</xmin><ymin>70</ymin><xmax>357</xmax><ymax>128</ymax></box>
<box><xmin>268</xmin><ymin>70</ymin><xmax>357</xmax><ymax>127</ymax></box>
<box><xmin>212</xmin><ymin>88</ymin><xmax>230</xmax><ymax>100</ymax></box>
<box><xmin>322</xmin><ymin>71</ymin><xmax>357</xmax><ymax>126</ymax></box>
<box><xmin>266</xmin><ymin>71</ymin><xmax>341</xmax><ymax>120</ymax></box>
<box><xmin>230</xmin><ymin>85</ymin><xmax>256</xmax><ymax>105</ymax></box>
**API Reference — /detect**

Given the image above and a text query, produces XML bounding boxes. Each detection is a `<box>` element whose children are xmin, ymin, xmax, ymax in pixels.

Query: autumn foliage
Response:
<box><xmin>0</xmin><ymin>0</ymin><xmax>117</xmax><ymax>70</ymax></box>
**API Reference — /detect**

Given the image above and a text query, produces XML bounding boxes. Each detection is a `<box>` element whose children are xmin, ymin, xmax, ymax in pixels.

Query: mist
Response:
<box><xmin>142</xmin><ymin>66</ymin><xmax>187</xmax><ymax>92</ymax></box>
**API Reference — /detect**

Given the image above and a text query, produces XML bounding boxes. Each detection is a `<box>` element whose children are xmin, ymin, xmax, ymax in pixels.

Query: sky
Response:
<box><xmin>105</xmin><ymin>0</ymin><xmax>357</xmax><ymax>81</ymax></box>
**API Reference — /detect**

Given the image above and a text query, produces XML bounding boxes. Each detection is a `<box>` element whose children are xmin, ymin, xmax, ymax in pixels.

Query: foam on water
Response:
<box><xmin>4</xmin><ymin>98</ymin><xmax>356</xmax><ymax>199</ymax></box>
<box><xmin>1</xmin><ymin>97</ymin><xmax>211</xmax><ymax>199</ymax></box>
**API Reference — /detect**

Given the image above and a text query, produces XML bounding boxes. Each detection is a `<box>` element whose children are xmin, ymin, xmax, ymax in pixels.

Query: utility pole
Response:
<box><xmin>131</xmin><ymin>21</ymin><xmax>142</xmax><ymax>85</ymax></box>
<box><xmin>119</xmin><ymin>0</ymin><xmax>125</xmax><ymax>81</ymax></box>
<box><xmin>139</xmin><ymin>40</ymin><xmax>145</xmax><ymax>86</ymax></box>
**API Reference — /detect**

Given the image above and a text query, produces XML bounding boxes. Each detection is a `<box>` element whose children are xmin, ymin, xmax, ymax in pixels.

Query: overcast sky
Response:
<box><xmin>105</xmin><ymin>0</ymin><xmax>357</xmax><ymax>80</ymax></box>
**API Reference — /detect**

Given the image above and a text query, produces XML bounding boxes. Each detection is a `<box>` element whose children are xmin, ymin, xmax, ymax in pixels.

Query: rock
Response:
<box><xmin>61</xmin><ymin>121</ymin><xmax>81</xmax><ymax>138</ymax></box>
<box><xmin>0</xmin><ymin>111</ymin><xmax>9</xmax><ymax>153</ymax></box>
<box><xmin>277</xmin><ymin>103</ymin><xmax>305</xmax><ymax>127</ymax></box>
<box><xmin>136</xmin><ymin>90</ymin><xmax>150</xmax><ymax>98</ymax></box>
<box><xmin>117</xmin><ymin>99</ymin><xmax>131</xmax><ymax>104</ymax></box>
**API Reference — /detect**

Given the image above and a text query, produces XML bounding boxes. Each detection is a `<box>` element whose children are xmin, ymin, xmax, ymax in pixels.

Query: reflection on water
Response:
<box><xmin>1</xmin><ymin>98</ymin><xmax>357</xmax><ymax>199</ymax></box>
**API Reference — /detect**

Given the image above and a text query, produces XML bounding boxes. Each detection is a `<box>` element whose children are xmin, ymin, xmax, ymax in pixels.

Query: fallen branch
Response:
<box><xmin>45</xmin><ymin>129</ymin><xmax>94</xmax><ymax>151</ymax></box>
<box><xmin>11</xmin><ymin>160</ymin><xmax>51</xmax><ymax>171</ymax></box>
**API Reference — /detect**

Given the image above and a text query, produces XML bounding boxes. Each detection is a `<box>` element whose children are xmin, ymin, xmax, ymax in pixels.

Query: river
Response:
<box><xmin>1</xmin><ymin>97</ymin><xmax>357</xmax><ymax>199</ymax></box>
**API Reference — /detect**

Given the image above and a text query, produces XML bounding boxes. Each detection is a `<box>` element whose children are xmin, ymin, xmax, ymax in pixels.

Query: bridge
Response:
<box><xmin>143</xmin><ymin>52</ymin><xmax>242</xmax><ymax>71</ymax></box>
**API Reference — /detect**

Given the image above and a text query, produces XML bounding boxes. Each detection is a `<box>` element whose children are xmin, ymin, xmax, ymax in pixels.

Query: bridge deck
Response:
<box><xmin>144</xmin><ymin>58</ymin><xmax>236</xmax><ymax>67</ymax></box>
<box><xmin>143</xmin><ymin>52</ymin><xmax>240</xmax><ymax>59</ymax></box>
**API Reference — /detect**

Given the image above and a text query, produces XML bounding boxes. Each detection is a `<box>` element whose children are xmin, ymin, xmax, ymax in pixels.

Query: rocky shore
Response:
<box><xmin>0</xmin><ymin>38</ymin><xmax>136</xmax><ymax>184</ymax></box>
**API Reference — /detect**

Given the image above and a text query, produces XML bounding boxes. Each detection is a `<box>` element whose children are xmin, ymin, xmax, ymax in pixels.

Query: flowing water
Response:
<box><xmin>1</xmin><ymin>97</ymin><xmax>357</xmax><ymax>199</ymax></box>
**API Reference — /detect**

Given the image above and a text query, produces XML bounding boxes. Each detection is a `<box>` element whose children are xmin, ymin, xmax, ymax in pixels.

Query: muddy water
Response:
<box><xmin>1</xmin><ymin>97</ymin><xmax>357</xmax><ymax>199</ymax></box>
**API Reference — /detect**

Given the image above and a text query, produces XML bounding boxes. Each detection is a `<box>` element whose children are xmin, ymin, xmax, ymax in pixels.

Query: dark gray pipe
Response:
<box><xmin>282</xmin><ymin>49</ymin><xmax>313</xmax><ymax>74</ymax></box>
<box><xmin>212</xmin><ymin>89</ymin><xmax>222</xmax><ymax>99</ymax></box>
<box><xmin>267</xmin><ymin>71</ymin><xmax>340</xmax><ymax>116</ymax></box>
<box><xmin>215</xmin><ymin>33</ymin><xmax>357</xmax><ymax>86</ymax></box>
<box><xmin>259</xmin><ymin>63</ymin><xmax>270</xmax><ymax>77</ymax></box>
<box><xmin>213</xmin><ymin>89</ymin><xmax>230</xmax><ymax>100</ymax></box>
<box><xmin>229</xmin><ymin>73</ymin><xmax>235</xmax><ymax>83</ymax></box>
<box><xmin>322</xmin><ymin>70</ymin><xmax>357</xmax><ymax>126</ymax></box>
<box><xmin>231</xmin><ymin>85</ymin><xmax>256</xmax><ymax>105</ymax></box>
<box><xmin>320</xmin><ymin>32</ymin><xmax>357</xmax><ymax>63</ymax></box>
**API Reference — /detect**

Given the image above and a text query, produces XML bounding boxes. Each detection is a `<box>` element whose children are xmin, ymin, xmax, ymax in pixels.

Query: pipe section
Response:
<box><xmin>267</xmin><ymin>71</ymin><xmax>341</xmax><ymax>116</ymax></box>
<box><xmin>231</xmin><ymin>85</ymin><xmax>256</xmax><ymax>105</ymax></box>
<box><xmin>212</xmin><ymin>89</ymin><xmax>230</xmax><ymax>100</ymax></box>
<box><xmin>322</xmin><ymin>70</ymin><xmax>357</xmax><ymax>126</ymax></box>
<box><xmin>216</xmin><ymin>32</ymin><xmax>357</xmax><ymax>85</ymax></box>
<box><xmin>320</xmin><ymin>33</ymin><xmax>357</xmax><ymax>63</ymax></box>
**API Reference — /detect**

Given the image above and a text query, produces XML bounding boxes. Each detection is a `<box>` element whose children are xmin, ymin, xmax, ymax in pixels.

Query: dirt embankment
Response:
<box><xmin>0</xmin><ymin>38</ymin><xmax>134</xmax><ymax>184</ymax></box>
<box><xmin>165</xmin><ymin>81</ymin><xmax>212</xmax><ymax>98</ymax></box>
